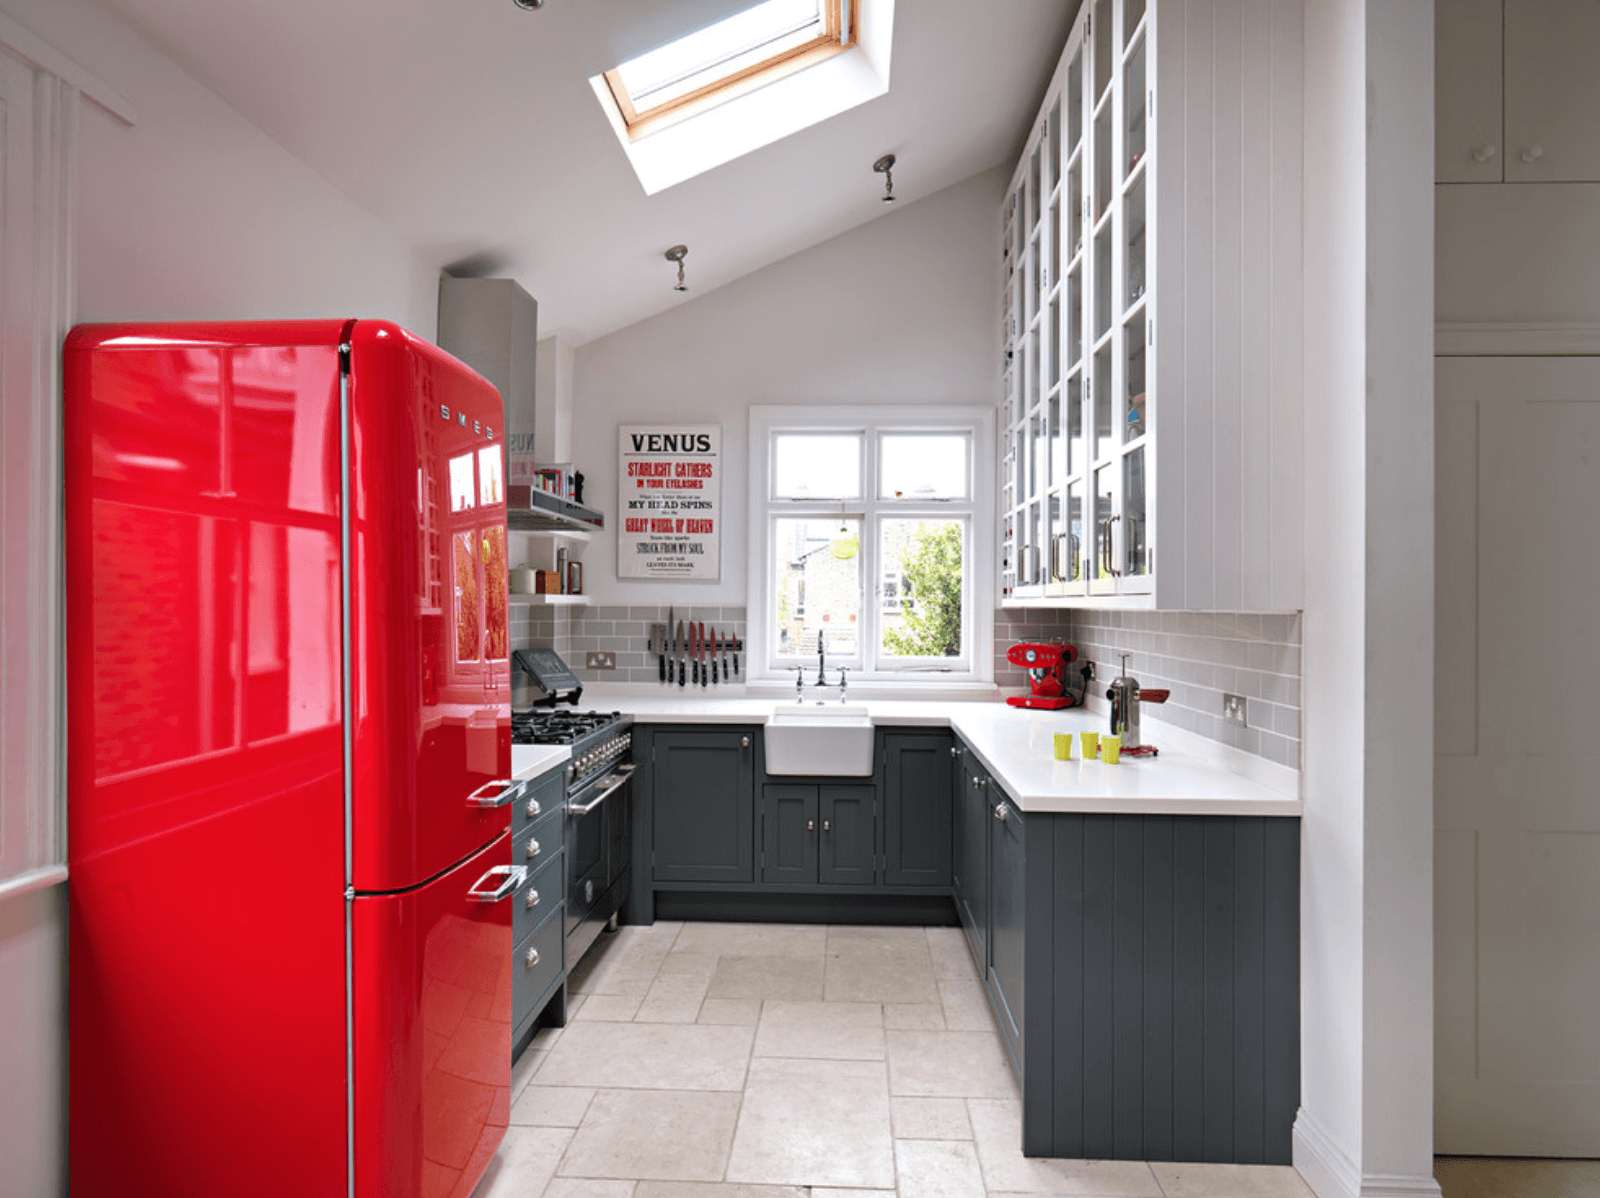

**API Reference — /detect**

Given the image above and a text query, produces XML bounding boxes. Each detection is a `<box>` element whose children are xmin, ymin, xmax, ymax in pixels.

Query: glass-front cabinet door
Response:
<box><xmin>1003</xmin><ymin>0</ymin><xmax>1154</xmax><ymax>606</ymax></box>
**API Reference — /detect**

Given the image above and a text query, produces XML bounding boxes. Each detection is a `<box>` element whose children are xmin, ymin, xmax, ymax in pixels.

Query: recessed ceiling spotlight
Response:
<box><xmin>664</xmin><ymin>245</ymin><xmax>689</xmax><ymax>292</ymax></box>
<box><xmin>512</xmin><ymin>0</ymin><xmax>543</xmax><ymax>9</ymax></box>
<box><xmin>873</xmin><ymin>153</ymin><xmax>897</xmax><ymax>203</ymax></box>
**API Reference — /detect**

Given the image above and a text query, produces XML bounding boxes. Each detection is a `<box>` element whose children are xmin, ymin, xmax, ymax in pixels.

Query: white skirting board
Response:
<box><xmin>1293</xmin><ymin>1111</ymin><xmax>1443</xmax><ymax>1198</ymax></box>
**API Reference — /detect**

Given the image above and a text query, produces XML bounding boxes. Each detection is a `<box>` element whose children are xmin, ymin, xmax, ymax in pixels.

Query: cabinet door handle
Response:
<box><xmin>993</xmin><ymin>802</ymin><xmax>1010</xmax><ymax>823</ymax></box>
<box><xmin>525</xmin><ymin>838</ymin><xmax>541</xmax><ymax>860</ymax></box>
<box><xmin>740</xmin><ymin>736</ymin><xmax>751</xmax><ymax>749</ymax></box>
<box><xmin>822</xmin><ymin>819</ymin><xmax>833</xmax><ymax>833</ymax></box>
<box><xmin>467</xmin><ymin>864</ymin><xmax>527</xmax><ymax>903</ymax></box>
<box><xmin>1520</xmin><ymin>145</ymin><xmax>1544</xmax><ymax>165</ymax></box>
<box><xmin>525</xmin><ymin>946</ymin><xmax>541</xmax><ymax>969</ymax></box>
<box><xmin>1470</xmin><ymin>144</ymin><xmax>1497</xmax><ymax>164</ymax></box>
<box><xmin>806</xmin><ymin>818</ymin><xmax>817</xmax><ymax>833</ymax></box>
<box><xmin>524</xmin><ymin>887</ymin><xmax>541</xmax><ymax>910</ymax></box>
<box><xmin>465</xmin><ymin>779</ymin><xmax>516</xmax><ymax>809</ymax></box>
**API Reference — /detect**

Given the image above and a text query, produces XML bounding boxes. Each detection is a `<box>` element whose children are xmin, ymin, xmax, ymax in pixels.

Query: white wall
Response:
<box><xmin>0</xmin><ymin>2</ymin><xmax>439</xmax><ymax>1193</ymax></box>
<box><xmin>570</xmin><ymin>166</ymin><xmax>1005</xmax><ymax>606</ymax></box>
<box><xmin>1297</xmin><ymin>2</ymin><xmax>1437</xmax><ymax>1196</ymax></box>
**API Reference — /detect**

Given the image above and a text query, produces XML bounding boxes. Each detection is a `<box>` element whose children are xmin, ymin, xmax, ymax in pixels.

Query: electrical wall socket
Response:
<box><xmin>1222</xmin><ymin>693</ymin><xmax>1248</xmax><ymax>725</ymax></box>
<box><xmin>585</xmin><ymin>651</ymin><xmax>616</xmax><ymax>670</ymax></box>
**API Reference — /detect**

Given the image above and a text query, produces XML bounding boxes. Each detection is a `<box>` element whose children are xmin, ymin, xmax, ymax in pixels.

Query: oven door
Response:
<box><xmin>565</xmin><ymin>764</ymin><xmax>634</xmax><ymax>935</ymax></box>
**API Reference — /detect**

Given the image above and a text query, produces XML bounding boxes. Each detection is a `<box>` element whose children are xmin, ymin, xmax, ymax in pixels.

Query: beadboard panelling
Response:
<box><xmin>1067</xmin><ymin>610</ymin><xmax>1302</xmax><ymax>768</ymax></box>
<box><xmin>1152</xmin><ymin>0</ymin><xmax>1304</xmax><ymax>612</ymax></box>
<box><xmin>1037</xmin><ymin>814</ymin><xmax>1300</xmax><ymax>1164</ymax></box>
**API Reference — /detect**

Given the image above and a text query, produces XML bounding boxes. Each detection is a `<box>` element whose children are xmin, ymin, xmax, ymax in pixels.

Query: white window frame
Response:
<box><xmin>748</xmin><ymin>405</ymin><xmax>994</xmax><ymax>684</ymax></box>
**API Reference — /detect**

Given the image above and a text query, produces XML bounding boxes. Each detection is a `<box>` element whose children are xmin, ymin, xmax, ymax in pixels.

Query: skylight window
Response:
<box><xmin>603</xmin><ymin>0</ymin><xmax>856</xmax><ymax>138</ymax></box>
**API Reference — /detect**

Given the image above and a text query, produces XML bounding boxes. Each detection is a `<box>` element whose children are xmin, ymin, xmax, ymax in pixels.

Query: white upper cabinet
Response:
<box><xmin>1438</xmin><ymin>0</ymin><xmax>1600</xmax><ymax>184</ymax></box>
<box><xmin>1504</xmin><ymin>0</ymin><xmax>1600</xmax><ymax>181</ymax></box>
<box><xmin>1436</xmin><ymin>0</ymin><xmax>1504</xmax><ymax>182</ymax></box>
<box><xmin>999</xmin><ymin>0</ymin><xmax>1304</xmax><ymax>613</ymax></box>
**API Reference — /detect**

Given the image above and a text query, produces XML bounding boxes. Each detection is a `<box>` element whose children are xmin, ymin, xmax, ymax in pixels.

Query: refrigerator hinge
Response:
<box><xmin>338</xmin><ymin>340</ymin><xmax>352</xmax><ymax>371</ymax></box>
<box><xmin>344</xmin><ymin>885</ymin><xmax>355</xmax><ymax>901</ymax></box>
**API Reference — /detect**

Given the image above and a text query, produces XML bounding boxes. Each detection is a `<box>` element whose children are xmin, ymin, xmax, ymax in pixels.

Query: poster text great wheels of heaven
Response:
<box><xmin>618</xmin><ymin>425</ymin><xmax>721</xmax><ymax>581</ymax></box>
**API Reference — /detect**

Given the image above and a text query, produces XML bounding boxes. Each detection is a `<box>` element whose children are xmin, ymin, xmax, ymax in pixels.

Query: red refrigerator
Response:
<box><xmin>65</xmin><ymin>320</ymin><xmax>516</xmax><ymax>1198</ymax></box>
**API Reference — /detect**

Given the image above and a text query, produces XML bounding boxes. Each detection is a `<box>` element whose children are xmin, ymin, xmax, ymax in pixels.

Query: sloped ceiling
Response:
<box><xmin>102</xmin><ymin>0</ymin><xmax>1077</xmax><ymax>342</ymax></box>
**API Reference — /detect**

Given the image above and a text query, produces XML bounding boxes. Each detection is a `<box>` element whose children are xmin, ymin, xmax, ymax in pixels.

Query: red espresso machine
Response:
<box><xmin>1004</xmin><ymin>641</ymin><xmax>1089</xmax><ymax>710</ymax></box>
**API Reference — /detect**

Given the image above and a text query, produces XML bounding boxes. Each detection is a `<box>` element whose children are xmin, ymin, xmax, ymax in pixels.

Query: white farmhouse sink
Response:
<box><xmin>765</xmin><ymin>704</ymin><xmax>875</xmax><ymax>777</ymax></box>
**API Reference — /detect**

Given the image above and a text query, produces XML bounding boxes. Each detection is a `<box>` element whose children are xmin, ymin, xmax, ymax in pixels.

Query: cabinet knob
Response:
<box><xmin>525</xmin><ymin>887</ymin><xmax>540</xmax><ymax>910</ymax></box>
<box><xmin>822</xmin><ymin>819</ymin><xmax>833</xmax><ymax>832</ymax></box>
<box><xmin>950</xmin><ymin>745</ymin><xmax>961</xmax><ymax>759</ymax></box>
<box><xmin>740</xmin><ymin>736</ymin><xmax>751</xmax><ymax>749</ymax></box>
<box><xmin>525</xmin><ymin>946</ymin><xmax>541</xmax><ymax>969</ymax></box>
<box><xmin>806</xmin><ymin>818</ymin><xmax>817</xmax><ymax>833</ymax></box>
<box><xmin>1520</xmin><ymin>145</ymin><xmax>1544</xmax><ymax>164</ymax></box>
<box><xmin>993</xmin><ymin>802</ymin><xmax>1010</xmax><ymax>823</ymax></box>
<box><xmin>525</xmin><ymin>838</ymin><xmax>541</xmax><ymax>860</ymax></box>
<box><xmin>526</xmin><ymin>797</ymin><xmax>541</xmax><ymax>818</ymax></box>
<box><xmin>1470</xmin><ymin>144</ymin><xmax>1497</xmax><ymax>164</ymax></box>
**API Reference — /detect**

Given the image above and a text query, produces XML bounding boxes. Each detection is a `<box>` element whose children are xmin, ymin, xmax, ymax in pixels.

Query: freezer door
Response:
<box><xmin>352</xmin><ymin>830</ymin><xmax>515</xmax><ymax>1198</ymax></box>
<box><xmin>346</xmin><ymin>321</ymin><xmax>512</xmax><ymax>891</ymax></box>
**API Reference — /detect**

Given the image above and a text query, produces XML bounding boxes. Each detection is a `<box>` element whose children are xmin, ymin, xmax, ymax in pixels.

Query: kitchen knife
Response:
<box><xmin>676</xmin><ymin>619</ymin><xmax>686</xmax><ymax>687</ymax></box>
<box><xmin>711</xmin><ymin>628</ymin><xmax>719</xmax><ymax>684</ymax></box>
<box><xmin>656</xmin><ymin>624</ymin><xmax>667</xmax><ymax>683</ymax></box>
<box><xmin>722</xmin><ymin>632</ymin><xmax>730</xmax><ymax>679</ymax></box>
<box><xmin>691</xmin><ymin>621</ymin><xmax>700</xmax><ymax>685</ymax></box>
<box><xmin>699</xmin><ymin>622</ymin><xmax>708</xmax><ymax>687</ymax></box>
<box><xmin>667</xmin><ymin>607</ymin><xmax>675</xmax><ymax>686</ymax></box>
<box><xmin>734</xmin><ymin>637</ymin><xmax>740</xmax><ymax>677</ymax></box>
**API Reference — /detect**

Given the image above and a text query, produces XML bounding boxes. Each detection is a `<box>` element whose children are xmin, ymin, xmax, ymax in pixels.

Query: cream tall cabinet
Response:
<box><xmin>999</xmin><ymin>0</ymin><xmax>1304</xmax><ymax>613</ymax></box>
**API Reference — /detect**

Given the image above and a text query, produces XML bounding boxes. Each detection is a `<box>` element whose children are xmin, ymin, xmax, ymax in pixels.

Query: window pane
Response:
<box><xmin>617</xmin><ymin>0</ymin><xmax>821</xmax><ymax>109</ymax></box>
<box><xmin>773</xmin><ymin>517</ymin><xmax>860</xmax><ymax>658</ymax></box>
<box><xmin>482</xmin><ymin>525</ymin><xmax>508</xmax><ymax>660</ymax></box>
<box><xmin>879</xmin><ymin>518</ymin><xmax>966</xmax><ymax>660</ymax></box>
<box><xmin>453</xmin><ymin>530</ymin><xmax>481</xmax><ymax>663</ymax></box>
<box><xmin>773</xmin><ymin>433</ymin><xmax>861</xmax><ymax>499</ymax></box>
<box><xmin>449</xmin><ymin>451</ymin><xmax>476</xmax><ymax>512</ymax></box>
<box><xmin>879</xmin><ymin>433</ymin><xmax>970</xmax><ymax>500</ymax></box>
<box><xmin>477</xmin><ymin>445</ymin><xmax>503</xmax><ymax>507</ymax></box>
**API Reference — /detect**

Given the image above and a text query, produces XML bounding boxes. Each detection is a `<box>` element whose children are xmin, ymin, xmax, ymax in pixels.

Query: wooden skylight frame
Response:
<box><xmin>602</xmin><ymin>0</ymin><xmax>858</xmax><ymax>140</ymax></box>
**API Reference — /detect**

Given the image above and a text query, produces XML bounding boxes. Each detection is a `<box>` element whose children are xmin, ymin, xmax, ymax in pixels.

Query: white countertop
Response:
<box><xmin>581</xmin><ymin>686</ymin><xmax>1300</xmax><ymax>817</ymax></box>
<box><xmin>511</xmin><ymin>744</ymin><xmax>570</xmax><ymax>782</ymax></box>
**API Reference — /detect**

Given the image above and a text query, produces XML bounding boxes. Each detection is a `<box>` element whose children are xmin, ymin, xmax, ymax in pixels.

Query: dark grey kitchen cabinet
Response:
<box><xmin>956</xmin><ymin>755</ymin><xmax>991</xmax><ymax>973</ymax></box>
<box><xmin>881</xmin><ymin>732</ymin><xmax>954</xmax><ymax>887</ymax></box>
<box><xmin>650</xmin><ymin>729</ymin><xmax>755</xmax><ymax>883</ymax></box>
<box><xmin>818</xmin><ymin>785</ymin><xmax>876</xmax><ymax>886</ymax></box>
<box><xmin>986</xmin><ymin>787</ymin><xmax>1025</xmax><ymax>1061</ymax></box>
<box><xmin>760</xmin><ymin>785</ymin><xmax>818</xmax><ymax>885</ymax></box>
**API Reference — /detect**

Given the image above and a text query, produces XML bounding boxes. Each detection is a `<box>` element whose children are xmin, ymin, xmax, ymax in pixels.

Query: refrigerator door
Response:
<box><xmin>64</xmin><ymin>322</ymin><xmax>351</xmax><ymax>1197</ymax></box>
<box><xmin>352</xmin><ymin>830</ymin><xmax>515</xmax><ymax>1198</ymax></box>
<box><xmin>346</xmin><ymin>322</ymin><xmax>512</xmax><ymax>892</ymax></box>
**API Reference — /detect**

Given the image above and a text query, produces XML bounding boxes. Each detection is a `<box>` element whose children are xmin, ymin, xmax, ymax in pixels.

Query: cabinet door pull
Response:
<box><xmin>806</xmin><ymin>818</ymin><xmax>817</xmax><ymax>833</ymax></box>
<box><xmin>822</xmin><ymin>819</ymin><xmax>833</xmax><ymax>833</ymax></box>
<box><xmin>1520</xmin><ymin>145</ymin><xmax>1544</xmax><ymax>165</ymax></box>
<box><xmin>740</xmin><ymin>735</ymin><xmax>751</xmax><ymax>749</ymax></box>
<box><xmin>1470</xmin><ymin>144</ymin><xmax>1497</xmax><ymax>164</ymax></box>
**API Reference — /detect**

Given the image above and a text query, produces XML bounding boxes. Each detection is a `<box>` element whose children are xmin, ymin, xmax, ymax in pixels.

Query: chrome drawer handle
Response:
<box><xmin>466</xmin><ymin>779</ymin><xmax>516</xmax><ymax>809</ymax></box>
<box><xmin>467</xmin><ymin>864</ymin><xmax>527</xmax><ymax>903</ymax></box>
<box><xmin>525</xmin><ymin>838</ymin><xmax>541</xmax><ymax>860</ymax></box>
<box><xmin>524</xmin><ymin>887</ymin><xmax>540</xmax><ymax>910</ymax></box>
<box><xmin>525</xmin><ymin>946</ymin><xmax>541</xmax><ymax>969</ymax></box>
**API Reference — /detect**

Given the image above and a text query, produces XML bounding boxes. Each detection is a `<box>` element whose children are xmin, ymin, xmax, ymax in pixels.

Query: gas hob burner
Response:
<box><xmin>511</xmin><ymin>709</ymin><xmax>626</xmax><ymax>745</ymax></box>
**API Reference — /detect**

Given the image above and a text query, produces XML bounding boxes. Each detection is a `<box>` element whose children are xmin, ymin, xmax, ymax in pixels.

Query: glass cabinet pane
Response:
<box><xmin>1028</xmin><ymin>143</ymin><xmax>1042</xmax><ymax>228</ymax></box>
<box><xmin>1093</xmin><ymin>102</ymin><xmax>1113</xmax><ymax>227</ymax></box>
<box><xmin>1065</xmin><ymin>481</ymin><xmax>1085</xmax><ymax>583</ymax></box>
<box><xmin>1066</xmin><ymin>376</ymin><xmax>1085</xmax><ymax>477</ymax></box>
<box><xmin>1123</xmin><ymin>446</ymin><xmax>1149</xmax><ymax>577</ymax></box>
<box><xmin>1126</xmin><ymin>0</ymin><xmax>1148</xmax><ymax>39</ymax></box>
<box><xmin>1030</xmin><ymin>406</ymin><xmax>1049</xmax><ymax>499</ymax></box>
<box><xmin>1093</xmin><ymin>0</ymin><xmax>1114</xmax><ymax>104</ymax></box>
<box><xmin>1093</xmin><ymin>222</ymin><xmax>1113</xmax><ymax>342</ymax></box>
<box><xmin>1046</xmin><ymin>102</ymin><xmax>1061</xmax><ymax>192</ymax></box>
<box><xmin>1046</xmin><ymin>491</ymin><xmax>1064</xmax><ymax>582</ymax></box>
<box><xmin>1046</xmin><ymin>299</ymin><xmax>1060</xmax><ymax>392</ymax></box>
<box><xmin>1092</xmin><ymin>466</ymin><xmax>1115</xmax><ymax>581</ymax></box>
<box><xmin>1066</xmin><ymin>263</ymin><xmax>1083</xmax><ymax>372</ymax></box>
<box><xmin>1125</xmin><ymin>309</ymin><xmax>1147</xmax><ymax>440</ymax></box>
<box><xmin>1067</xmin><ymin>44</ymin><xmax>1085</xmax><ymax>153</ymax></box>
<box><xmin>1066</xmin><ymin>160</ymin><xmax>1084</xmax><ymax>262</ymax></box>
<box><xmin>1092</xmin><ymin>342</ymin><xmax>1114</xmax><ymax>458</ymax></box>
<box><xmin>1126</xmin><ymin>172</ymin><xmax>1147</xmax><ymax>309</ymax></box>
<box><xmin>1125</xmin><ymin>36</ymin><xmax>1147</xmax><ymax>177</ymax></box>
<box><xmin>1046</xmin><ymin>386</ymin><xmax>1062</xmax><ymax>487</ymax></box>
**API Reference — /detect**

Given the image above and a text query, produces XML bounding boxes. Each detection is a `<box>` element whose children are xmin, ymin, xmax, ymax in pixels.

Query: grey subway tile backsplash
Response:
<box><xmin>514</xmin><ymin>603</ymin><xmax>748</xmax><ymax>685</ymax></box>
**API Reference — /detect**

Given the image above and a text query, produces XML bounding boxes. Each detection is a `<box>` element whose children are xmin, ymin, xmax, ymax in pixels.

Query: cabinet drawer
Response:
<box><xmin>513</xmin><ymin>768</ymin><xmax>565</xmax><ymax>838</ymax></box>
<box><xmin>515</xmin><ymin>801</ymin><xmax>564</xmax><ymax>868</ymax></box>
<box><xmin>513</xmin><ymin>848</ymin><xmax>563</xmax><ymax>947</ymax></box>
<box><xmin>513</xmin><ymin>903</ymin><xmax>564</xmax><ymax>1027</ymax></box>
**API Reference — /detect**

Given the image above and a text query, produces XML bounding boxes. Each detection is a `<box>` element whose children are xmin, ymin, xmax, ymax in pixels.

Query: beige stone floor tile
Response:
<box><xmin>1151</xmin><ymin>1162</ymin><xmax>1313</xmax><ymax>1197</ymax></box>
<box><xmin>557</xmin><ymin>1088</ymin><xmax>741</xmax><ymax>1182</ymax></box>
<box><xmin>573</xmin><ymin>993</ymin><xmax>644</xmax><ymax>1022</ymax></box>
<box><xmin>887</xmin><ymin>1029</ymin><xmax>1017</xmax><ymax>1098</ymax></box>
<box><xmin>508</xmin><ymin>1084</ymin><xmax>595</xmax><ymax>1128</ymax></box>
<box><xmin>724</xmin><ymin>1057</ymin><xmax>896</xmax><ymax>1189</ymax></box>
<box><xmin>670</xmin><ymin>921</ymin><xmax>826</xmax><ymax>959</ymax></box>
<box><xmin>697</xmin><ymin>997</ymin><xmax>763</xmax><ymax>1025</ymax></box>
<box><xmin>706</xmin><ymin>954</ymin><xmax>825</xmax><ymax>1001</ymax></box>
<box><xmin>511</xmin><ymin>1047</ymin><xmax>545</xmax><ymax>1101</ymax></box>
<box><xmin>968</xmin><ymin>1098</ymin><xmax>1162</xmax><ymax>1195</ymax></box>
<box><xmin>633</xmin><ymin>973</ymin><xmax>710</xmax><ymax>1023</ymax></box>
<box><xmin>473</xmin><ymin>1126</ymin><xmax>574</xmax><ymax>1198</ymax></box>
<box><xmin>536</xmin><ymin>1022</ymin><xmax>754</xmax><ymax>1091</ymax></box>
<box><xmin>823</xmin><ymin>950</ymin><xmax>940</xmax><ymax>1004</ymax></box>
<box><xmin>827</xmin><ymin>923</ymin><xmax>934</xmax><ymax>956</ymax></box>
<box><xmin>655</xmin><ymin>950</ymin><xmax>720</xmax><ymax>979</ymax></box>
<box><xmin>633</xmin><ymin>1185</ymin><xmax>807</xmax><ymax>1198</ymax></box>
<box><xmin>1434</xmin><ymin>1157</ymin><xmax>1600</xmax><ymax>1198</ymax></box>
<box><xmin>927</xmin><ymin>925</ymin><xmax>979</xmax><ymax>979</ymax></box>
<box><xmin>896</xmin><ymin>1138</ymin><xmax>987</xmax><ymax>1197</ymax></box>
<box><xmin>938</xmin><ymin>973</ymin><xmax>997</xmax><ymax>1032</ymax></box>
<box><xmin>752</xmin><ymin>1000</ymin><xmax>885</xmax><ymax>1061</ymax></box>
<box><xmin>884</xmin><ymin>1002</ymin><xmax>947</xmax><ymax>1030</ymax></box>
<box><xmin>809</xmin><ymin>1190</ymin><xmax>896</xmax><ymax>1198</ymax></box>
<box><xmin>540</xmin><ymin>1177</ymin><xmax>636</xmax><ymax>1198</ymax></box>
<box><xmin>892</xmin><ymin>1095</ymin><xmax>974</xmax><ymax>1140</ymax></box>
